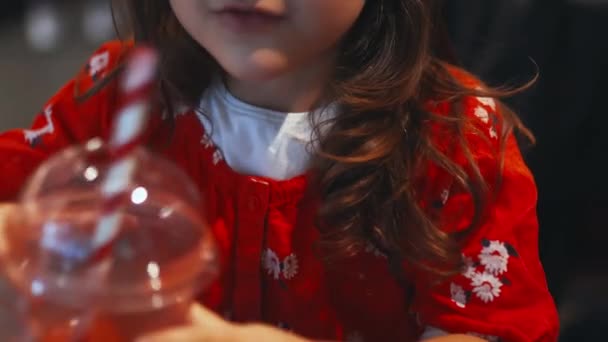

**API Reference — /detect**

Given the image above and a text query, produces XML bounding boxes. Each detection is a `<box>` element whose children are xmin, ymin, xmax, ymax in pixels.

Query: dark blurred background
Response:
<box><xmin>445</xmin><ymin>1</ymin><xmax>608</xmax><ymax>340</ymax></box>
<box><xmin>0</xmin><ymin>0</ymin><xmax>114</xmax><ymax>129</ymax></box>
<box><xmin>0</xmin><ymin>1</ymin><xmax>606</xmax><ymax>340</ymax></box>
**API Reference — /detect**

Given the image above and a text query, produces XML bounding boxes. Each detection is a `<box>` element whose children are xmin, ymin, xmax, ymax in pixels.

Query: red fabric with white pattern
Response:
<box><xmin>0</xmin><ymin>42</ymin><xmax>559</xmax><ymax>341</ymax></box>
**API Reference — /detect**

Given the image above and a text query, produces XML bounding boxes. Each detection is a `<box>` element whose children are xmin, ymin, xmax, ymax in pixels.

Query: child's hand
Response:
<box><xmin>0</xmin><ymin>203</ymin><xmax>16</xmax><ymax>222</ymax></box>
<box><xmin>138</xmin><ymin>303</ymin><xmax>310</xmax><ymax>342</ymax></box>
<box><xmin>0</xmin><ymin>203</ymin><xmax>17</xmax><ymax>249</ymax></box>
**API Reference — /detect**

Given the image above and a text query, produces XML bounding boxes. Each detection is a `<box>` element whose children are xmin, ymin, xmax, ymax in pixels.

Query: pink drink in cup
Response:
<box><xmin>1</xmin><ymin>144</ymin><xmax>219</xmax><ymax>341</ymax></box>
<box><xmin>0</xmin><ymin>47</ymin><xmax>219</xmax><ymax>340</ymax></box>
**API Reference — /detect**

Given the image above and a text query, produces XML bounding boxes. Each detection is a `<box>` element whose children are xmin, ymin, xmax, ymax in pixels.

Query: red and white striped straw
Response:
<box><xmin>90</xmin><ymin>46</ymin><xmax>159</xmax><ymax>258</ymax></box>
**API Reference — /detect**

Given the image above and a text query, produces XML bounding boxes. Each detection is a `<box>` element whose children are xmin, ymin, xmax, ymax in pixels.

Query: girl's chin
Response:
<box><xmin>221</xmin><ymin>53</ymin><xmax>291</xmax><ymax>82</ymax></box>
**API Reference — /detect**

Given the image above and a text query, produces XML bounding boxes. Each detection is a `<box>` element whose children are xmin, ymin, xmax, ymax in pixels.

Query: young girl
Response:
<box><xmin>0</xmin><ymin>0</ymin><xmax>559</xmax><ymax>341</ymax></box>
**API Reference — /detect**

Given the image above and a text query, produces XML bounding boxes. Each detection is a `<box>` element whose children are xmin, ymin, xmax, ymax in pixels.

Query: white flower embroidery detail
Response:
<box><xmin>200</xmin><ymin>134</ymin><xmax>214</xmax><ymax>149</ymax></box>
<box><xmin>212</xmin><ymin>150</ymin><xmax>224</xmax><ymax>165</ymax></box>
<box><xmin>462</xmin><ymin>256</ymin><xmax>477</xmax><ymax>280</ymax></box>
<box><xmin>450</xmin><ymin>282</ymin><xmax>467</xmax><ymax>308</ymax></box>
<box><xmin>262</xmin><ymin>249</ymin><xmax>281</xmax><ymax>280</ymax></box>
<box><xmin>476</xmin><ymin>95</ymin><xmax>497</xmax><ymax>111</ymax></box>
<box><xmin>263</xmin><ymin>249</ymin><xmax>300</xmax><ymax>280</ymax></box>
<box><xmin>474</xmin><ymin>106</ymin><xmax>490</xmax><ymax>124</ymax></box>
<box><xmin>282</xmin><ymin>253</ymin><xmax>299</xmax><ymax>280</ymax></box>
<box><xmin>88</xmin><ymin>51</ymin><xmax>110</xmax><ymax>77</ymax></box>
<box><xmin>479</xmin><ymin>240</ymin><xmax>510</xmax><ymax>276</ymax></box>
<box><xmin>451</xmin><ymin>239</ymin><xmax>518</xmax><ymax>308</ymax></box>
<box><xmin>440</xmin><ymin>188</ymin><xmax>450</xmax><ymax>205</ymax></box>
<box><xmin>489</xmin><ymin>127</ymin><xmax>498</xmax><ymax>139</ymax></box>
<box><xmin>471</xmin><ymin>272</ymin><xmax>502</xmax><ymax>303</ymax></box>
<box><xmin>162</xmin><ymin>105</ymin><xmax>191</xmax><ymax>120</ymax></box>
<box><xmin>24</xmin><ymin>105</ymin><xmax>54</xmax><ymax>144</ymax></box>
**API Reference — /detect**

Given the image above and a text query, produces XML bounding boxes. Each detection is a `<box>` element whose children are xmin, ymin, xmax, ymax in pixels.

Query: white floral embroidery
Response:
<box><xmin>474</xmin><ymin>106</ymin><xmax>490</xmax><ymax>124</ymax></box>
<box><xmin>263</xmin><ymin>249</ymin><xmax>300</xmax><ymax>280</ymax></box>
<box><xmin>440</xmin><ymin>188</ymin><xmax>450</xmax><ymax>205</ymax></box>
<box><xmin>471</xmin><ymin>272</ymin><xmax>502</xmax><ymax>303</ymax></box>
<box><xmin>262</xmin><ymin>249</ymin><xmax>281</xmax><ymax>280</ymax></box>
<box><xmin>88</xmin><ymin>50</ymin><xmax>110</xmax><ymax>77</ymax></box>
<box><xmin>489</xmin><ymin>127</ymin><xmax>498</xmax><ymax>139</ymax></box>
<box><xmin>24</xmin><ymin>105</ymin><xmax>54</xmax><ymax>144</ymax></box>
<box><xmin>346</xmin><ymin>331</ymin><xmax>365</xmax><ymax>342</ymax></box>
<box><xmin>452</xmin><ymin>240</ymin><xmax>517</xmax><ymax>307</ymax></box>
<box><xmin>450</xmin><ymin>282</ymin><xmax>467</xmax><ymax>308</ymax></box>
<box><xmin>282</xmin><ymin>253</ymin><xmax>299</xmax><ymax>280</ymax></box>
<box><xmin>200</xmin><ymin>134</ymin><xmax>214</xmax><ymax>149</ymax></box>
<box><xmin>462</xmin><ymin>256</ymin><xmax>477</xmax><ymax>280</ymax></box>
<box><xmin>364</xmin><ymin>242</ymin><xmax>387</xmax><ymax>258</ymax></box>
<box><xmin>163</xmin><ymin>106</ymin><xmax>192</xmax><ymax>120</ymax></box>
<box><xmin>476</xmin><ymin>96</ymin><xmax>497</xmax><ymax>111</ymax></box>
<box><xmin>212</xmin><ymin>150</ymin><xmax>224</xmax><ymax>165</ymax></box>
<box><xmin>479</xmin><ymin>241</ymin><xmax>509</xmax><ymax>276</ymax></box>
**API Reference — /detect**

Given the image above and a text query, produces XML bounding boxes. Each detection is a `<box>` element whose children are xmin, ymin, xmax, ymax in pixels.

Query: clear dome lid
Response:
<box><xmin>1</xmin><ymin>139</ymin><xmax>219</xmax><ymax>314</ymax></box>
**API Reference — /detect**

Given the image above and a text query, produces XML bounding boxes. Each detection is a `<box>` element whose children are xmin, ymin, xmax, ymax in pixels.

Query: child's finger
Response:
<box><xmin>0</xmin><ymin>203</ymin><xmax>18</xmax><ymax>224</ymax></box>
<box><xmin>0</xmin><ymin>203</ymin><xmax>19</xmax><ymax>254</ymax></box>
<box><xmin>136</xmin><ymin>324</ymin><xmax>241</xmax><ymax>342</ymax></box>
<box><xmin>136</xmin><ymin>327</ymin><xmax>213</xmax><ymax>342</ymax></box>
<box><xmin>188</xmin><ymin>303</ymin><xmax>230</xmax><ymax>328</ymax></box>
<box><xmin>136</xmin><ymin>304</ymin><xmax>238</xmax><ymax>342</ymax></box>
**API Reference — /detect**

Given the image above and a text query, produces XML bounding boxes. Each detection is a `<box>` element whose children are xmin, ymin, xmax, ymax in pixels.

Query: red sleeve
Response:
<box><xmin>0</xmin><ymin>41</ymin><xmax>126</xmax><ymax>201</ymax></box>
<box><xmin>412</xmin><ymin>93</ymin><xmax>559</xmax><ymax>341</ymax></box>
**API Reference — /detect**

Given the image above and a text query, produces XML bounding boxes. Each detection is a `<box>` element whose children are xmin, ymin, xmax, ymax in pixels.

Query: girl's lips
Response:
<box><xmin>213</xmin><ymin>5</ymin><xmax>285</xmax><ymax>33</ymax></box>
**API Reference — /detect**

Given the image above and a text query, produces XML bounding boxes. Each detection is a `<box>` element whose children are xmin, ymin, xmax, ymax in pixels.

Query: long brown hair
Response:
<box><xmin>111</xmin><ymin>0</ymin><xmax>533</xmax><ymax>276</ymax></box>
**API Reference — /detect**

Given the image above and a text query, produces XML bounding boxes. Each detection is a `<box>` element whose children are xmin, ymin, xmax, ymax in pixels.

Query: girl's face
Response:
<box><xmin>169</xmin><ymin>0</ymin><xmax>366</xmax><ymax>81</ymax></box>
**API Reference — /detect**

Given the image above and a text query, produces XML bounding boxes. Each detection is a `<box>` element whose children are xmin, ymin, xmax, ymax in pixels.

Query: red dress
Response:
<box><xmin>0</xmin><ymin>42</ymin><xmax>559</xmax><ymax>341</ymax></box>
